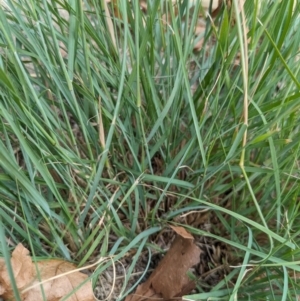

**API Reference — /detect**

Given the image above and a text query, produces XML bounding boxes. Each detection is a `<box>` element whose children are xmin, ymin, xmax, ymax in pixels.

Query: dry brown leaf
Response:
<box><xmin>0</xmin><ymin>243</ymin><xmax>94</xmax><ymax>301</ymax></box>
<box><xmin>170</xmin><ymin>225</ymin><xmax>194</xmax><ymax>239</ymax></box>
<box><xmin>125</xmin><ymin>227</ymin><xmax>201</xmax><ymax>301</ymax></box>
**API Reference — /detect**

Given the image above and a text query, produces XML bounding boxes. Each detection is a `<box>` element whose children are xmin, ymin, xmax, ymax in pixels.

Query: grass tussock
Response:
<box><xmin>0</xmin><ymin>0</ymin><xmax>300</xmax><ymax>299</ymax></box>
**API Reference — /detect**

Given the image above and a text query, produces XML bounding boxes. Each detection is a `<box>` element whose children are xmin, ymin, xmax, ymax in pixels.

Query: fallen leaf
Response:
<box><xmin>0</xmin><ymin>244</ymin><xmax>35</xmax><ymax>296</ymax></box>
<box><xmin>125</xmin><ymin>227</ymin><xmax>201</xmax><ymax>301</ymax></box>
<box><xmin>0</xmin><ymin>243</ymin><xmax>94</xmax><ymax>301</ymax></box>
<box><xmin>170</xmin><ymin>225</ymin><xmax>194</xmax><ymax>239</ymax></box>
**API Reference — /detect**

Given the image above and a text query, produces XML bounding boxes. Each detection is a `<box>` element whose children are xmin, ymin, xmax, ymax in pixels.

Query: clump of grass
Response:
<box><xmin>0</xmin><ymin>0</ymin><xmax>300</xmax><ymax>300</ymax></box>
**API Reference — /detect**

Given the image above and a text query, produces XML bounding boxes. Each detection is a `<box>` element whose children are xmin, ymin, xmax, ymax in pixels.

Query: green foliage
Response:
<box><xmin>0</xmin><ymin>0</ymin><xmax>300</xmax><ymax>299</ymax></box>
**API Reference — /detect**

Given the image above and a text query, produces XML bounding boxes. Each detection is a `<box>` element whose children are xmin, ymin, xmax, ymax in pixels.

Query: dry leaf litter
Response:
<box><xmin>0</xmin><ymin>244</ymin><xmax>94</xmax><ymax>301</ymax></box>
<box><xmin>94</xmin><ymin>226</ymin><xmax>233</xmax><ymax>301</ymax></box>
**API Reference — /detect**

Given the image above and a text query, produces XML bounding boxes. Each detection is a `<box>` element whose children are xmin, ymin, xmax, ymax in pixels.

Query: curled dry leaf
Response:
<box><xmin>0</xmin><ymin>243</ymin><xmax>94</xmax><ymax>301</ymax></box>
<box><xmin>125</xmin><ymin>226</ymin><xmax>201</xmax><ymax>301</ymax></box>
<box><xmin>170</xmin><ymin>225</ymin><xmax>194</xmax><ymax>239</ymax></box>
